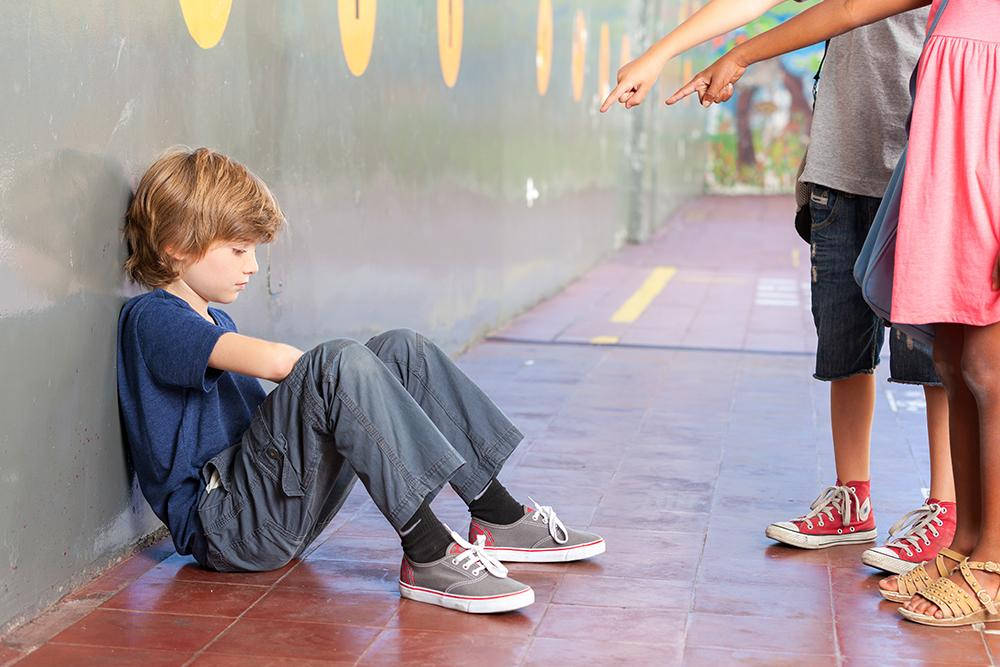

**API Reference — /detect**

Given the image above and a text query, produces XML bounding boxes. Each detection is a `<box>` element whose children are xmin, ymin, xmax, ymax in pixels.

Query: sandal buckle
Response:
<box><xmin>978</xmin><ymin>590</ymin><xmax>994</xmax><ymax>605</ymax></box>
<box><xmin>985</xmin><ymin>562</ymin><xmax>1000</xmax><ymax>573</ymax></box>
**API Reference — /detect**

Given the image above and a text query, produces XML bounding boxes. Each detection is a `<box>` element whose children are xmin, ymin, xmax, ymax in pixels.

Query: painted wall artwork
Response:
<box><xmin>701</xmin><ymin>0</ymin><xmax>824</xmax><ymax>193</ymax></box>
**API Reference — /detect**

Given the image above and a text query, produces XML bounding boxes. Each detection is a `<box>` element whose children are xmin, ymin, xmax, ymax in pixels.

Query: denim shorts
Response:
<box><xmin>807</xmin><ymin>184</ymin><xmax>940</xmax><ymax>386</ymax></box>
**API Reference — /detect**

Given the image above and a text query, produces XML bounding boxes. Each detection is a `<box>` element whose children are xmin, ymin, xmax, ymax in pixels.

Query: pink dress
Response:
<box><xmin>891</xmin><ymin>0</ymin><xmax>1000</xmax><ymax>326</ymax></box>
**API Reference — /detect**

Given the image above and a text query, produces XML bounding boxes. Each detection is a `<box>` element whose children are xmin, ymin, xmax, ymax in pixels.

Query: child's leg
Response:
<box><xmin>198</xmin><ymin>337</ymin><xmax>540</xmax><ymax>613</ymax></box>
<box><xmin>830</xmin><ymin>374</ymin><xmax>876</xmax><ymax>483</ymax></box>
<box><xmin>364</xmin><ymin>329</ymin><xmax>523</xmax><ymax>505</ymax></box>
<box><xmin>925</xmin><ymin>385</ymin><xmax>955</xmax><ymax>503</ymax></box>
<box><xmin>198</xmin><ymin>338</ymin><xmax>498</xmax><ymax>571</ymax></box>
<box><xmin>365</xmin><ymin>329</ymin><xmax>606</xmax><ymax>563</ymax></box>
<box><xmin>932</xmin><ymin>325</ymin><xmax>982</xmax><ymax>555</ymax></box>
<box><xmin>902</xmin><ymin>324</ymin><xmax>987</xmax><ymax>616</ymax></box>
<box><xmin>870</xmin><ymin>329</ymin><xmax>958</xmax><ymax>583</ymax></box>
<box><xmin>863</xmin><ymin>330</ymin><xmax>955</xmax><ymax>576</ymax></box>
<box><xmin>765</xmin><ymin>189</ymin><xmax>883</xmax><ymax>549</ymax></box>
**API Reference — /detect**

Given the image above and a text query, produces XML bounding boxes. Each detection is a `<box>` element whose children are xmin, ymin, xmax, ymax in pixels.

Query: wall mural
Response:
<box><xmin>702</xmin><ymin>0</ymin><xmax>823</xmax><ymax>193</ymax></box>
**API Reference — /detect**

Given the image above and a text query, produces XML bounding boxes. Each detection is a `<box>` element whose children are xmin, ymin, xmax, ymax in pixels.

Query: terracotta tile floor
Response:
<box><xmin>3</xmin><ymin>196</ymin><xmax>994</xmax><ymax>665</ymax></box>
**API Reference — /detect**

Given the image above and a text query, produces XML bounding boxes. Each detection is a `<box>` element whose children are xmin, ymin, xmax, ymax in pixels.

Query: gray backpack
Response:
<box><xmin>853</xmin><ymin>0</ymin><xmax>950</xmax><ymax>345</ymax></box>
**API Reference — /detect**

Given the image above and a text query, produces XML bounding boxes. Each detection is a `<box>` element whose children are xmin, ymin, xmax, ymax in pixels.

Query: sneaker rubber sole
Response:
<box><xmin>484</xmin><ymin>538</ymin><xmax>606</xmax><ymax>563</ymax></box>
<box><xmin>861</xmin><ymin>547</ymin><xmax>921</xmax><ymax>575</ymax></box>
<box><xmin>765</xmin><ymin>524</ymin><xmax>877</xmax><ymax>549</ymax></box>
<box><xmin>398</xmin><ymin>581</ymin><xmax>535</xmax><ymax>613</ymax></box>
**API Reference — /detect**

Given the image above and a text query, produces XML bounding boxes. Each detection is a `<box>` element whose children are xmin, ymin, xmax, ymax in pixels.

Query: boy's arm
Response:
<box><xmin>667</xmin><ymin>0</ymin><xmax>931</xmax><ymax>106</ymax></box>
<box><xmin>209</xmin><ymin>332</ymin><xmax>304</xmax><ymax>383</ymax></box>
<box><xmin>600</xmin><ymin>0</ymin><xmax>787</xmax><ymax>112</ymax></box>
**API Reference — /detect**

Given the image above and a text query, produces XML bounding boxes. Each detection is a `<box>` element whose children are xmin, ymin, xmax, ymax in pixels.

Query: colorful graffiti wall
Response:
<box><xmin>700</xmin><ymin>0</ymin><xmax>824</xmax><ymax>193</ymax></box>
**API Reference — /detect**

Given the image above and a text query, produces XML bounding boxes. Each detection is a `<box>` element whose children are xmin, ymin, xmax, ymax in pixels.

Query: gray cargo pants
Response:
<box><xmin>194</xmin><ymin>329</ymin><xmax>523</xmax><ymax>572</ymax></box>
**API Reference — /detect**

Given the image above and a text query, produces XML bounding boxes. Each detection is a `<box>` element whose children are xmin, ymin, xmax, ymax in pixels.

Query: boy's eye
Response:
<box><xmin>233</xmin><ymin>248</ymin><xmax>247</xmax><ymax>255</ymax></box>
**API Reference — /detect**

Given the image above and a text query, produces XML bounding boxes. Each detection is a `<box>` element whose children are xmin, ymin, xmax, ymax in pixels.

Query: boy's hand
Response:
<box><xmin>666</xmin><ymin>50</ymin><xmax>745</xmax><ymax>107</ymax></box>
<box><xmin>600</xmin><ymin>51</ymin><xmax>666</xmax><ymax>112</ymax></box>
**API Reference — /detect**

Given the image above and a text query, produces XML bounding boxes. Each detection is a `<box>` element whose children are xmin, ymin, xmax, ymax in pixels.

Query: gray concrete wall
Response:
<box><xmin>0</xmin><ymin>0</ymin><xmax>704</xmax><ymax>632</ymax></box>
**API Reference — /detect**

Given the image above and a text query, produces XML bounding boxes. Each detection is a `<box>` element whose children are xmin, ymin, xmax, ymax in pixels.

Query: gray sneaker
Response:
<box><xmin>469</xmin><ymin>498</ymin><xmax>606</xmax><ymax>563</ymax></box>
<box><xmin>398</xmin><ymin>529</ymin><xmax>535</xmax><ymax>613</ymax></box>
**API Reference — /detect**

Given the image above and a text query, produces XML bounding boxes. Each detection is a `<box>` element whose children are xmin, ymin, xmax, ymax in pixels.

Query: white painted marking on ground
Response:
<box><xmin>885</xmin><ymin>388</ymin><xmax>926</xmax><ymax>413</ymax></box>
<box><xmin>755</xmin><ymin>277</ymin><xmax>800</xmax><ymax>307</ymax></box>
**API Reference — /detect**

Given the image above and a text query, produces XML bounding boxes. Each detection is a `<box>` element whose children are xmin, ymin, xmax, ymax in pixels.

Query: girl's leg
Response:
<box><xmin>881</xmin><ymin>324</ymin><xmax>979</xmax><ymax>594</ymax></box>
<box><xmin>906</xmin><ymin>322</ymin><xmax>995</xmax><ymax>617</ymax></box>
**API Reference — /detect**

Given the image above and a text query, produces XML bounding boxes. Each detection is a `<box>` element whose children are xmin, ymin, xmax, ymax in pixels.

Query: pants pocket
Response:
<box><xmin>248</xmin><ymin>418</ymin><xmax>305</xmax><ymax>498</ymax></box>
<box><xmin>221</xmin><ymin>520</ymin><xmax>302</xmax><ymax>572</ymax></box>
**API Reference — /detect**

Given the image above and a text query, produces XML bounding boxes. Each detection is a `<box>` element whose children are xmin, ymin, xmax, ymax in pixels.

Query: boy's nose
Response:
<box><xmin>246</xmin><ymin>250</ymin><xmax>259</xmax><ymax>274</ymax></box>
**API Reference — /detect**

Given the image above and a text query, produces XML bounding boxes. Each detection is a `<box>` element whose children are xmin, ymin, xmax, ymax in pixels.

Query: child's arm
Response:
<box><xmin>600</xmin><ymin>0</ymin><xmax>787</xmax><ymax>112</ymax></box>
<box><xmin>667</xmin><ymin>0</ymin><xmax>931</xmax><ymax>107</ymax></box>
<box><xmin>209</xmin><ymin>333</ymin><xmax>304</xmax><ymax>383</ymax></box>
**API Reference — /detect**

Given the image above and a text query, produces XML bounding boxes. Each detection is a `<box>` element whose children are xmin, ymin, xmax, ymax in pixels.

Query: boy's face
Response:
<box><xmin>176</xmin><ymin>240</ymin><xmax>259</xmax><ymax>304</ymax></box>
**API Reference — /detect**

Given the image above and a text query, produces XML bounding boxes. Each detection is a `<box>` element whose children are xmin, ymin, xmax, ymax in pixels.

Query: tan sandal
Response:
<box><xmin>879</xmin><ymin>547</ymin><xmax>966</xmax><ymax>603</ymax></box>
<box><xmin>898</xmin><ymin>558</ymin><xmax>1000</xmax><ymax>627</ymax></box>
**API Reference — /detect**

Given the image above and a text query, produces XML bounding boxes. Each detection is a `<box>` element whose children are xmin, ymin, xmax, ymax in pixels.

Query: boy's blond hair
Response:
<box><xmin>124</xmin><ymin>147</ymin><xmax>285</xmax><ymax>288</ymax></box>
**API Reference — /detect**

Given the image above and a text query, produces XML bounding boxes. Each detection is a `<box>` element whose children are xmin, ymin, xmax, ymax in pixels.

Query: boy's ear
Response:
<box><xmin>163</xmin><ymin>244</ymin><xmax>188</xmax><ymax>264</ymax></box>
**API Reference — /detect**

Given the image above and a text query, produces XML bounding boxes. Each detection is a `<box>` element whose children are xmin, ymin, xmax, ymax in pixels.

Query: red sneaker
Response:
<box><xmin>765</xmin><ymin>481</ymin><xmax>877</xmax><ymax>549</ymax></box>
<box><xmin>861</xmin><ymin>499</ymin><xmax>957</xmax><ymax>574</ymax></box>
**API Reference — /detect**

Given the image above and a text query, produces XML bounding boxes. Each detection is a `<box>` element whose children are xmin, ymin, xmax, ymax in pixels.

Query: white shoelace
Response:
<box><xmin>447</xmin><ymin>528</ymin><xmax>508</xmax><ymax>578</ymax></box>
<box><xmin>797</xmin><ymin>485</ymin><xmax>867</xmax><ymax>530</ymax></box>
<box><xmin>527</xmin><ymin>497</ymin><xmax>569</xmax><ymax>544</ymax></box>
<box><xmin>885</xmin><ymin>502</ymin><xmax>947</xmax><ymax>558</ymax></box>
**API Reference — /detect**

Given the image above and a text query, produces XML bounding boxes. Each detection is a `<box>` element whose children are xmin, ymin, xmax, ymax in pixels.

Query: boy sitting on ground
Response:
<box><xmin>116</xmin><ymin>147</ymin><xmax>605</xmax><ymax>614</ymax></box>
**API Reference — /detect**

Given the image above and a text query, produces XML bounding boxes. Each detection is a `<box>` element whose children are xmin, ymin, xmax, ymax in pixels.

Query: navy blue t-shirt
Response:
<box><xmin>117</xmin><ymin>289</ymin><xmax>266</xmax><ymax>562</ymax></box>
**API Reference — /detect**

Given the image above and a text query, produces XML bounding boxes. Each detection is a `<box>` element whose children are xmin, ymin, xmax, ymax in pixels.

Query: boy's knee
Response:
<box><xmin>367</xmin><ymin>328</ymin><xmax>418</xmax><ymax>356</ymax></box>
<box><xmin>313</xmin><ymin>338</ymin><xmax>362</xmax><ymax>360</ymax></box>
<box><xmin>311</xmin><ymin>338</ymin><xmax>377</xmax><ymax>375</ymax></box>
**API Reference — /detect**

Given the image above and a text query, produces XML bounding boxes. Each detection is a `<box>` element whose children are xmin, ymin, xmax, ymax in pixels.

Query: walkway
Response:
<box><xmin>2</xmin><ymin>196</ymin><xmax>989</xmax><ymax>665</ymax></box>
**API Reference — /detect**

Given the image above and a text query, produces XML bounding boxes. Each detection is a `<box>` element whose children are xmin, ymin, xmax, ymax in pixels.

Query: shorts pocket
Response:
<box><xmin>808</xmin><ymin>186</ymin><xmax>841</xmax><ymax>231</ymax></box>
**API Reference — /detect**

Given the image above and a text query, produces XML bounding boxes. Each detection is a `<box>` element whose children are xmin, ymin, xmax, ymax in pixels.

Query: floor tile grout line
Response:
<box><xmin>517</xmin><ymin>634</ymin><xmax>538</xmax><ymax>666</ymax></box>
<box><xmin>180</xmin><ymin>551</ymin><xmax>314</xmax><ymax>667</ymax></box>
<box><xmin>351</xmin><ymin>622</ymin><xmax>388</xmax><ymax>666</ymax></box>
<box><xmin>91</xmin><ymin>606</ymin><xmax>270</xmax><ymax>620</ymax></box>
<box><xmin>981</xmin><ymin>624</ymin><xmax>996</xmax><ymax>666</ymax></box>
<box><xmin>826</xmin><ymin>566</ymin><xmax>844</xmax><ymax>666</ymax></box>
<box><xmin>24</xmin><ymin>640</ymin><xmax>197</xmax><ymax>654</ymax></box>
<box><xmin>487</xmin><ymin>335</ymin><xmax>814</xmax><ymax>358</ymax></box>
<box><xmin>135</xmin><ymin>578</ymin><xmax>273</xmax><ymax>588</ymax></box>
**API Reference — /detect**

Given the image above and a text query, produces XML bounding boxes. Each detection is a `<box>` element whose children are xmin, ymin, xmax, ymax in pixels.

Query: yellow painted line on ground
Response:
<box><xmin>791</xmin><ymin>248</ymin><xmax>801</xmax><ymax>268</ymax></box>
<box><xmin>611</xmin><ymin>266</ymin><xmax>677</xmax><ymax>323</ymax></box>
<box><xmin>590</xmin><ymin>336</ymin><xmax>620</xmax><ymax>345</ymax></box>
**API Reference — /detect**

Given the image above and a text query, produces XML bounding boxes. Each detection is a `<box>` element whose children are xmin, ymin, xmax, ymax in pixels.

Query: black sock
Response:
<box><xmin>399</xmin><ymin>498</ymin><xmax>452</xmax><ymax>564</ymax></box>
<box><xmin>468</xmin><ymin>478</ymin><xmax>525</xmax><ymax>526</ymax></box>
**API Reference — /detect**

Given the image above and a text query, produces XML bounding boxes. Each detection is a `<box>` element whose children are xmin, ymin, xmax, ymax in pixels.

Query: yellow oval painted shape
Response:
<box><xmin>437</xmin><ymin>0</ymin><xmax>463</xmax><ymax>87</ymax></box>
<box><xmin>619</xmin><ymin>33</ymin><xmax>631</xmax><ymax>70</ymax></box>
<box><xmin>570</xmin><ymin>10</ymin><xmax>587</xmax><ymax>102</ymax></box>
<box><xmin>598</xmin><ymin>23</ymin><xmax>610</xmax><ymax>99</ymax></box>
<box><xmin>178</xmin><ymin>0</ymin><xmax>232</xmax><ymax>49</ymax></box>
<box><xmin>338</xmin><ymin>0</ymin><xmax>377</xmax><ymax>76</ymax></box>
<box><xmin>536</xmin><ymin>0</ymin><xmax>553</xmax><ymax>96</ymax></box>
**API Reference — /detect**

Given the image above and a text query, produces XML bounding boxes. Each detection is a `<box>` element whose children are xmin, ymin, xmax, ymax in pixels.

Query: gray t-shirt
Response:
<box><xmin>799</xmin><ymin>8</ymin><xmax>929</xmax><ymax>198</ymax></box>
